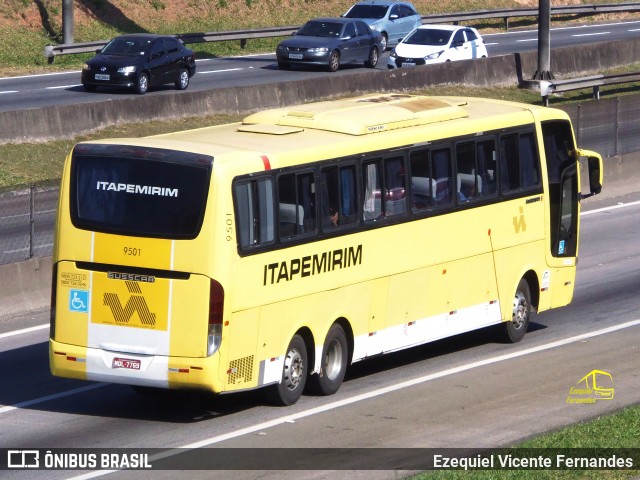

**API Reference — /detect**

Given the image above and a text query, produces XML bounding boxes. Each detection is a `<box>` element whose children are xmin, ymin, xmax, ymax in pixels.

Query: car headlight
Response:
<box><xmin>307</xmin><ymin>47</ymin><xmax>329</xmax><ymax>53</ymax></box>
<box><xmin>82</xmin><ymin>63</ymin><xmax>91</xmax><ymax>71</ymax></box>
<box><xmin>117</xmin><ymin>66</ymin><xmax>136</xmax><ymax>74</ymax></box>
<box><xmin>425</xmin><ymin>51</ymin><xmax>444</xmax><ymax>60</ymax></box>
<box><xmin>390</xmin><ymin>50</ymin><xmax>397</xmax><ymax>58</ymax></box>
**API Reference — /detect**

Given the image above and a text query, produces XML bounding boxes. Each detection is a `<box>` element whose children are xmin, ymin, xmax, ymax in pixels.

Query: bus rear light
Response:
<box><xmin>207</xmin><ymin>279</ymin><xmax>224</xmax><ymax>356</ymax></box>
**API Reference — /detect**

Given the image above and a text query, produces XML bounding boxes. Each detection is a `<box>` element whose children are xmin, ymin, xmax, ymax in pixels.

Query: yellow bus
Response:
<box><xmin>50</xmin><ymin>93</ymin><xmax>603</xmax><ymax>406</ymax></box>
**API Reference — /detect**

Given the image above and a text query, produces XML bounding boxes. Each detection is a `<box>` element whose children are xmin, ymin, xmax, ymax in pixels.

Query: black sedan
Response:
<box><xmin>81</xmin><ymin>34</ymin><xmax>196</xmax><ymax>94</ymax></box>
<box><xmin>276</xmin><ymin>18</ymin><xmax>383</xmax><ymax>72</ymax></box>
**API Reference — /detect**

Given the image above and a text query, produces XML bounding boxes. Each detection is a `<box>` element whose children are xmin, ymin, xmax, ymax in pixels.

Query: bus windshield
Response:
<box><xmin>70</xmin><ymin>144</ymin><xmax>212</xmax><ymax>239</ymax></box>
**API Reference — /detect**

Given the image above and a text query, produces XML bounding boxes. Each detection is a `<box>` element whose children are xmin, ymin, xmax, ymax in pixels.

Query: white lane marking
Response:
<box><xmin>0</xmin><ymin>90</ymin><xmax>18</xmax><ymax>94</ymax></box>
<box><xmin>0</xmin><ymin>384</ymin><xmax>106</xmax><ymax>414</ymax></box>
<box><xmin>45</xmin><ymin>84</ymin><xmax>82</xmax><ymax>90</ymax></box>
<box><xmin>0</xmin><ymin>324</ymin><xmax>48</xmax><ymax>339</ymax></box>
<box><xmin>582</xmin><ymin>199</ymin><xmax>640</xmax><ymax>216</ymax></box>
<box><xmin>65</xmin><ymin>317</ymin><xmax>640</xmax><ymax>479</ymax></box>
<box><xmin>571</xmin><ymin>31</ymin><xmax>610</xmax><ymax>37</ymax></box>
<box><xmin>199</xmin><ymin>67</ymin><xmax>245</xmax><ymax>74</ymax></box>
<box><xmin>516</xmin><ymin>38</ymin><xmax>538</xmax><ymax>42</ymax></box>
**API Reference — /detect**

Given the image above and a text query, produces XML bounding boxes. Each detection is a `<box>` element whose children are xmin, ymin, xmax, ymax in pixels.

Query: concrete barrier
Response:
<box><xmin>3</xmin><ymin>36</ymin><xmax>640</xmax><ymax>145</ymax></box>
<box><xmin>0</xmin><ymin>256</ymin><xmax>51</xmax><ymax>320</ymax></box>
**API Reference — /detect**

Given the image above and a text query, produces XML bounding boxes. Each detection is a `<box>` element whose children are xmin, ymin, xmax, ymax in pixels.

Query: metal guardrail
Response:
<box><xmin>540</xmin><ymin>72</ymin><xmax>640</xmax><ymax>106</ymax></box>
<box><xmin>43</xmin><ymin>3</ymin><xmax>640</xmax><ymax>62</ymax></box>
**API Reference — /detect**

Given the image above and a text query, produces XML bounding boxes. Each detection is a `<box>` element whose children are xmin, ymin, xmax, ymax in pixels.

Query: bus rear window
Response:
<box><xmin>70</xmin><ymin>144</ymin><xmax>212</xmax><ymax>239</ymax></box>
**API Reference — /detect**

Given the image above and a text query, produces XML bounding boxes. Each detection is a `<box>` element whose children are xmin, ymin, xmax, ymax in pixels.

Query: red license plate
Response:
<box><xmin>112</xmin><ymin>357</ymin><xmax>141</xmax><ymax>370</ymax></box>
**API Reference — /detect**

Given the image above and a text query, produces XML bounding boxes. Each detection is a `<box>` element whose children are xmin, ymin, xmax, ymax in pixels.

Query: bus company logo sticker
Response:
<box><xmin>69</xmin><ymin>289</ymin><xmax>89</xmax><ymax>313</ymax></box>
<box><xmin>513</xmin><ymin>206</ymin><xmax>526</xmax><ymax>233</ymax></box>
<box><xmin>95</xmin><ymin>181</ymin><xmax>178</xmax><ymax>197</ymax></box>
<box><xmin>103</xmin><ymin>281</ymin><xmax>157</xmax><ymax>328</ymax></box>
<box><xmin>558</xmin><ymin>240</ymin><xmax>566</xmax><ymax>255</ymax></box>
<box><xmin>566</xmin><ymin>369</ymin><xmax>614</xmax><ymax>404</ymax></box>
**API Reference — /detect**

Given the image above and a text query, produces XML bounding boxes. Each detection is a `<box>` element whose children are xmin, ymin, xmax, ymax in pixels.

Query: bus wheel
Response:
<box><xmin>266</xmin><ymin>334</ymin><xmax>308</xmax><ymax>406</ymax></box>
<box><xmin>308</xmin><ymin>323</ymin><xmax>348</xmax><ymax>396</ymax></box>
<box><xmin>503</xmin><ymin>278</ymin><xmax>533</xmax><ymax>343</ymax></box>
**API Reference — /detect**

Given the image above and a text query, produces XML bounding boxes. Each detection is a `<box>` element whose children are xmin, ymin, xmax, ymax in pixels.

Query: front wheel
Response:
<box><xmin>380</xmin><ymin>33</ymin><xmax>388</xmax><ymax>51</ymax></box>
<box><xmin>502</xmin><ymin>278</ymin><xmax>533</xmax><ymax>343</ymax></box>
<box><xmin>327</xmin><ymin>50</ymin><xmax>340</xmax><ymax>72</ymax></box>
<box><xmin>265</xmin><ymin>334</ymin><xmax>308</xmax><ymax>406</ymax></box>
<box><xmin>135</xmin><ymin>72</ymin><xmax>149</xmax><ymax>95</ymax></box>
<box><xmin>307</xmin><ymin>323</ymin><xmax>348</xmax><ymax>396</ymax></box>
<box><xmin>365</xmin><ymin>46</ymin><xmax>379</xmax><ymax>68</ymax></box>
<box><xmin>175</xmin><ymin>67</ymin><xmax>189</xmax><ymax>90</ymax></box>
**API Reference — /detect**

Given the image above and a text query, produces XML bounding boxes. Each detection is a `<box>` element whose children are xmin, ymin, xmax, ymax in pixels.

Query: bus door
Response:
<box><xmin>541</xmin><ymin>120</ymin><xmax>583</xmax><ymax>308</ymax></box>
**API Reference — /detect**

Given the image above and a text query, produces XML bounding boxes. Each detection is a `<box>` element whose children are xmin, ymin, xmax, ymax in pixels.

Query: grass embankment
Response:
<box><xmin>415</xmin><ymin>404</ymin><xmax>640</xmax><ymax>479</ymax></box>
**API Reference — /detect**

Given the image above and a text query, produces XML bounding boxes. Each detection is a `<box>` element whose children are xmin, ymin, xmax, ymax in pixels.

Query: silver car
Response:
<box><xmin>343</xmin><ymin>0</ymin><xmax>422</xmax><ymax>50</ymax></box>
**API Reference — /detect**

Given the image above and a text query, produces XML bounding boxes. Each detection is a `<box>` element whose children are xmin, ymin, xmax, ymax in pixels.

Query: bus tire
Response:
<box><xmin>308</xmin><ymin>323</ymin><xmax>348</xmax><ymax>396</ymax></box>
<box><xmin>265</xmin><ymin>334</ymin><xmax>308</xmax><ymax>406</ymax></box>
<box><xmin>502</xmin><ymin>278</ymin><xmax>533</xmax><ymax>343</ymax></box>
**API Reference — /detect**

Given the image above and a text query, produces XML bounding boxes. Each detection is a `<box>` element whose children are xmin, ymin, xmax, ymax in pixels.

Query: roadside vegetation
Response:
<box><xmin>415</xmin><ymin>403</ymin><xmax>640</xmax><ymax>479</ymax></box>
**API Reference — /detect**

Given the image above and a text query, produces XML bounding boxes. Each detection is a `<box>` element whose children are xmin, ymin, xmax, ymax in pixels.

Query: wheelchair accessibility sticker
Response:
<box><xmin>69</xmin><ymin>289</ymin><xmax>89</xmax><ymax>313</ymax></box>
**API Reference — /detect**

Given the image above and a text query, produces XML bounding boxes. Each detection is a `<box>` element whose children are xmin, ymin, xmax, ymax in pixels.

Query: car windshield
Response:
<box><xmin>404</xmin><ymin>29</ymin><xmax>453</xmax><ymax>46</ymax></box>
<box><xmin>101</xmin><ymin>38</ymin><xmax>150</xmax><ymax>56</ymax></box>
<box><xmin>297</xmin><ymin>21</ymin><xmax>343</xmax><ymax>37</ymax></box>
<box><xmin>345</xmin><ymin>5</ymin><xmax>388</xmax><ymax>19</ymax></box>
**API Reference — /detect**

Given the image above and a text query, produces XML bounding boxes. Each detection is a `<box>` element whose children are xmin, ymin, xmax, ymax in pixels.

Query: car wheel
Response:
<box><xmin>135</xmin><ymin>72</ymin><xmax>149</xmax><ymax>95</ymax></box>
<box><xmin>365</xmin><ymin>46</ymin><xmax>379</xmax><ymax>68</ymax></box>
<box><xmin>277</xmin><ymin>61</ymin><xmax>291</xmax><ymax>70</ymax></box>
<box><xmin>327</xmin><ymin>50</ymin><xmax>340</xmax><ymax>72</ymax></box>
<box><xmin>175</xmin><ymin>68</ymin><xmax>189</xmax><ymax>90</ymax></box>
<box><xmin>380</xmin><ymin>33</ymin><xmax>388</xmax><ymax>51</ymax></box>
<box><xmin>83</xmin><ymin>84</ymin><xmax>97</xmax><ymax>92</ymax></box>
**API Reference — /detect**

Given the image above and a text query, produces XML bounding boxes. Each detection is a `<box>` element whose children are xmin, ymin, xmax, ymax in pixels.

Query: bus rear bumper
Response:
<box><xmin>49</xmin><ymin>339</ymin><xmax>223</xmax><ymax>392</ymax></box>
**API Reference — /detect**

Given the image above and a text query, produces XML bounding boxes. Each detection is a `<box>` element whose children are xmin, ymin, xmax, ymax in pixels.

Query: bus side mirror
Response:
<box><xmin>576</xmin><ymin>149</ymin><xmax>603</xmax><ymax>199</ymax></box>
<box><xmin>588</xmin><ymin>155</ymin><xmax>602</xmax><ymax>195</ymax></box>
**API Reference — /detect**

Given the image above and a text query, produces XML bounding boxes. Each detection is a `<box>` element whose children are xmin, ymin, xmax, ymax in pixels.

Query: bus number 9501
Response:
<box><xmin>123</xmin><ymin>247</ymin><xmax>141</xmax><ymax>256</ymax></box>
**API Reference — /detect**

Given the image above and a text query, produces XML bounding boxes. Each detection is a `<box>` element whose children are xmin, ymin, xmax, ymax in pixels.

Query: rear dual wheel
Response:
<box><xmin>307</xmin><ymin>323</ymin><xmax>348</xmax><ymax>396</ymax></box>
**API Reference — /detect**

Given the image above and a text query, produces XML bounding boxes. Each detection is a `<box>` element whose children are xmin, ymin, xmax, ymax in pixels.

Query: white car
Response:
<box><xmin>387</xmin><ymin>24</ymin><xmax>487</xmax><ymax>69</ymax></box>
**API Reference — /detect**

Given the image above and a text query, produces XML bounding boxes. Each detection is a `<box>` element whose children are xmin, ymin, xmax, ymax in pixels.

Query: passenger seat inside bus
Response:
<box><xmin>279</xmin><ymin>203</ymin><xmax>304</xmax><ymax>236</ymax></box>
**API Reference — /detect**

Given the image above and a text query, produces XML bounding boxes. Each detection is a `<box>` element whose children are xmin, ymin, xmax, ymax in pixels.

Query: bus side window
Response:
<box><xmin>384</xmin><ymin>156</ymin><xmax>406</xmax><ymax>217</ymax></box>
<box><xmin>476</xmin><ymin>139</ymin><xmax>497</xmax><ymax>197</ymax></box>
<box><xmin>277</xmin><ymin>172</ymin><xmax>317</xmax><ymax>238</ymax></box>
<box><xmin>363</xmin><ymin>161</ymin><xmax>383</xmax><ymax>221</ymax></box>
<box><xmin>410</xmin><ymin>149</ymin><xmax>434</xmax><ymax>211</ymax></box>
<box><xmin>500</xmin><ymin>134</ymin><xmax>520</xmax><ymax>192</ymax></box>
<box><xmin>234</xmin><ymin>178</ymin><xmax>275</xmax><ymax>248</ymax></box>
<box><xmin>519</xmin><ymin>132</ymin><xmax>541</xmax><ymax>188</ymax></box>
<box><xmin>321</xmin><ymin>165</ymin><xmax>358</xmax><ymax>230</ymax></box>
<box><xmin>432</xmin><ymin>148</ymin><xmax>453</xmax><ymax>206</ymax></box>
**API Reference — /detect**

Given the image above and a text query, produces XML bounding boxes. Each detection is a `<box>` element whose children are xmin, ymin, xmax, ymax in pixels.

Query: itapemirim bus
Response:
<box><xmin>50</xmin><ymin>94</ymin><xmax>603</xmax><ymax>406</ymax></box>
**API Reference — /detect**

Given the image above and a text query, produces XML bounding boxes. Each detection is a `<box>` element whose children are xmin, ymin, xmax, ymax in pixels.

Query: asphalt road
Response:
<box><xmin>1</xmin><ymin>20</ymin><xmax>640</xmax><ymax>112</ymax></box>
<box><xmin>1</xmin><ymin>191</ymin><xmax>639</xmax><ymax>480</ymax></box>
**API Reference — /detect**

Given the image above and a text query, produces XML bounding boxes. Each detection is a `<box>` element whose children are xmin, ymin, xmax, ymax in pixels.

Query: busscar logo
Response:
<box><xmin>566</xmin><ymin>369</ymin><xmax>615</xmax><ymax>404</ymax></box>
<box><xmin>103</xmin><ymin>281</ymin><xmax>156</xmax><ymax>327</ymax></box>
<box><xmin>8</xmin><ymin>450</ymin><xmax>39</xmax><ymax>468</ymax></box>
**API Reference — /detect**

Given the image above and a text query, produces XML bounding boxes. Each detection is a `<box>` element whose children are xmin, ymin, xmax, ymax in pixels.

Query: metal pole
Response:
<box><xmin>29</xmin><ymin>185</ymin><xmax>35</xmax><ymax>260</ymax></box>
<box><xmin>533</xmin><ymin>0</ymin><xmax>553</xmax><ymax>80</ymax></box>
<box><xmin>63</xmin><ymin>0</ymin><xmax>74</xmax><ymax>44</ymax></box>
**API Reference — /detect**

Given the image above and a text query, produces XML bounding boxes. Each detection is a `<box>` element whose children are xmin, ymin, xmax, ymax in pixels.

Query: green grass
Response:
<box><xmin>412</xmin><ymin>404</ymin><xmax>640</xmax><ymax>479</ymax></box>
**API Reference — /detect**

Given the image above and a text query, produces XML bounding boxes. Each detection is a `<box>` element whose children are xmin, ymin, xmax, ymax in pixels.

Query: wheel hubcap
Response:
<box><xmin>180</xmin><ymin>71</ymin><xmax>188</xmax><ymax>88</ymax></box>
<box><xmin>283</xmin><ymin>347</ymin><xmax>303</xmax><ymax>391</ymax></box>
<box><xmin>512</xmin><ymin>291</ymin><xmax>528</xmax><ymax>329</ymax></box>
